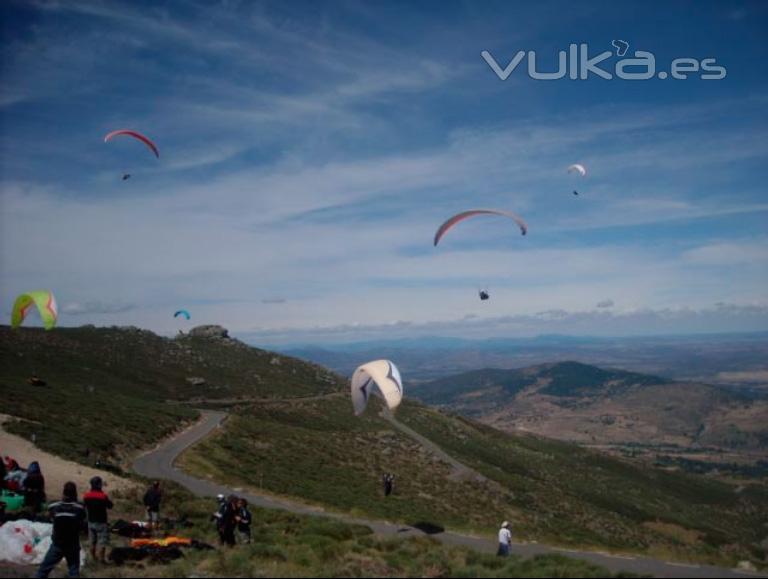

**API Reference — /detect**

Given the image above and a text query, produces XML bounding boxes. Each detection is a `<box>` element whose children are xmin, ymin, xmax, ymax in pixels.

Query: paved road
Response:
<box><xmin>133</xmin><ymin>411</ymin><xmax>764</xmax><ymax>578</ymax></box>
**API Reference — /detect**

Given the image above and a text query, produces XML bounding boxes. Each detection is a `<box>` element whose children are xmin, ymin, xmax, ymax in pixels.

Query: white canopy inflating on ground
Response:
<box><xmin>351</xmin><ymin>360</ymin><xmax>403</xmax><ymax>416</ymax></box>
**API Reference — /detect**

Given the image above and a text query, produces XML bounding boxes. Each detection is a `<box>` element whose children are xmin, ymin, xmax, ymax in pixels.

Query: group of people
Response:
<box><xmin>212</xmin><ymin>494</ymin><xmax>252</xmax><ymax>547</ymax></box>
<box><xmin>1</xmin><ymin>456</ymin><xmax>47</xmax><ymax>515</ymax></box>
<box><xmin>32</xmin><ymin>476</ymin><xmax>116</xmax><ymax>578</ymax></box>
<box><xmin>34</xmin><ymin>478</ymin><xmax>163</xmax><ymax>578</ymax></box>
<box><xmin>1</xmin><ymin>454</ymin><xmax>166</xmax><ymax>579</ymax></box>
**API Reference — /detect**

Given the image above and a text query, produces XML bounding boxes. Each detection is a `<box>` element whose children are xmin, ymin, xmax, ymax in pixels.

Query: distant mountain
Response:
<box><xmin>279</xmin><ymin>332</ymin><xmax>768</xmax><ymax>388</ymax></box>
<box><xmin>411</xmin><ymin>362</ymin><xmax>768</xmax><ymax>453</ymax></box>
<box><xmin>414</xmin><ymin>361</ymin><xmax>666</xmax><ymax>404</ymax></box>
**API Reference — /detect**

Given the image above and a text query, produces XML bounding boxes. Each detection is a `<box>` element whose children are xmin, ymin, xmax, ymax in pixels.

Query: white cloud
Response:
<box><xmin>682</xmin><ymin>241</ymin><xmax>768</xmax><ymax>266</ymax></box>
<box><xmin>62</xmin><ymin>301</ymin><xmax>137</xmax><ymax>316</ymax></box>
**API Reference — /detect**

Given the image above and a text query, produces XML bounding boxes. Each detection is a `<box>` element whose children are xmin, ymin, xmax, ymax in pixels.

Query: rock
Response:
<box><xmin>270</xmin><ymin>357</ymin><xmax>281</xmax><ymax>366</ymax></box>
<box><xmin>188</xmin><ymin>325</ymin><xmax>230</xmax><ymax>339</ymax></box>
<box><xmin>737</xmin><ymin>561</ymin><xmax>757</xmax><ymax>572</ymax></box>
<box><xmin>186</xmin><ymin>377</ymin><xmax>207</xmax><ymax>386</ymax></box>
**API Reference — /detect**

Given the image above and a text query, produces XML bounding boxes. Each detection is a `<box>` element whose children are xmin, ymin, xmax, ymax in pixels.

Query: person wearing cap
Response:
<box><xmin>83</xmin><ymin>476</ymin><xmax>113</xmax><ymax>565</ymax></box>
<box><xmin>35</xmin><ymin>482</ymin><xmax>86</xmax><ymax>578</ymax></box>
<box><xmin>497</xmin><ymin>521</ymin><xmax>512</xmax><ymax>556</ymax></box>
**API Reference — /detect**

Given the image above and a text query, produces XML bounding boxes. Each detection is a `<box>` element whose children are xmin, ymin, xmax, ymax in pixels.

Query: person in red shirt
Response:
<box><xmin>83</xmin><ymin>476</ymin><xmax>113</xmax><ymax>565</ymax></box>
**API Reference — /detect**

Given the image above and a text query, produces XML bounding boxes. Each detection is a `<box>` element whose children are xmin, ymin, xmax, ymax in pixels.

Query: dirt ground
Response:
<box><xmin>0</xmin><ymin>414</ymin><xmax>138</xmax><ymax>497</ymax></box>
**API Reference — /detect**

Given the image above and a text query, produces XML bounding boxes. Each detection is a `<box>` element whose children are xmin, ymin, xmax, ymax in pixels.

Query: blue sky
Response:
<box><xmin>1</xmin><ymin>0</ymin><xmax>767</xmax><ymax>345</ymax></box>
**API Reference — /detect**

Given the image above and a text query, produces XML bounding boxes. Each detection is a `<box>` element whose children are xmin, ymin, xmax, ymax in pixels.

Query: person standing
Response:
<box><xmin>83</xmin><ymin>476</ymin><xmax>113</xmax><ymax>565</ymax></box>
<box><xmin>143</xmin><ymin>481</ymin><xmax>162</xmax><ymax>531</ymax></box>
<box><xmin>217</xmin><ymin>495</ymin><xmax>237</xmax><ymax>547</ymax></box>
<box><xmin>23</xmin><ymin>462</ymin><xmax>46</xmax><ymax>515</ymax></box>
<box><xmin>383</xmin><ymin>473</ymin><xmax>395</xmax><ymax>497</ymax></box>
<box><xmin>35</xmin><ymin>482</ymin><xmax>86</xmax><ymax>578</ymax></box>
<box><xmin>0</xmin><ymin>454</ymin><xmax>6</xmax><ymax>491</ymax></box>
<box><xmin>497</xmin><ymin>521</ymin><xmax>512</xmax><ymax>556</ymax></box>
<box><xmin>235</xmin><ymin>497</ymin><xmax>252</xmax><ymax>545</ymax></box>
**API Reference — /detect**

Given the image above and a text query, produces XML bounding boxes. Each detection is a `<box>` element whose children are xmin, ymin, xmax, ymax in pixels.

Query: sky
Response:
<box><xmin>1</xmin><ymin>0</ymin><xmax>767</xmax><ymax>346</ymax></box>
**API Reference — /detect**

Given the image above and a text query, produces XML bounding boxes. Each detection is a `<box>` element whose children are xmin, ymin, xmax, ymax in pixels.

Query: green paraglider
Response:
<box><xmin>12</xmin><ymin>290</ymin><xmax>58</xmax><ymax>331</ymax></box>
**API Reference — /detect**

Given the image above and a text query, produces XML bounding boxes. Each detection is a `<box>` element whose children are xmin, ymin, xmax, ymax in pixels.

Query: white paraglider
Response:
<box><xmin>568</xmin><ymin>163</ymin><xmax>587</xmax><ymax>195</ymax></box>
<box><xmin>351</xmin><ymin>360</ymin><xmax>403</xmax><ymax>416</ymax></box>
<box><xmin>568</xmin><ymin>163</ymin><xmax>587</xmax><ymax>177</ymax></box>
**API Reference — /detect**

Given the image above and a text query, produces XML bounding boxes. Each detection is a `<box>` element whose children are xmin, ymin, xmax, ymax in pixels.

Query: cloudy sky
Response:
<box><xmin>1</xmin><ymin>0</ymin><xmax>767</xmax><ymax>345</ymax></box>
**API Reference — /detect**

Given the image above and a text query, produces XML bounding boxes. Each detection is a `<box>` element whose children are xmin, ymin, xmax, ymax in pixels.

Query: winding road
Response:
<box><xmin>133</xmin><ymin>411</ymin><xmax>763</xmax><ymax>578</ymax></box>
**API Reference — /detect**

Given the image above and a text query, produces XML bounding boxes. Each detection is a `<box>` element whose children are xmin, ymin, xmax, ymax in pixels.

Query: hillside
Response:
<box><xmin>0</xmin><ymin>325</ymin><xmax>343</xmax><ymax>463</ymax></box>
<box><xmin>2</xmin><ymin>325</ymin><xmax>767</xmax><ymax>568</ymax></box>
<box><xmin>183</xmin><ymin>396</ymin><xmax>768</xmax><ymax>567</ymax></box>
<box><xmin>411</xmin><ymin>362</ymin><xmax>768</xmax><ymax>460</ymax></box>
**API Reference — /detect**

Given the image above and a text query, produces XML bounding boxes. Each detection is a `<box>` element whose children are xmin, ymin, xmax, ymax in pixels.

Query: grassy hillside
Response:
<box><xmin>0</xmin><ymin>325</ymin><xmax>343</xmax><ymax>463</ymax></box>
<box><xmin>183</xmin><ymin>397</ymin><xmax>768</xmax><ymax>567</ymax></box>
<box><xmin>90</xmin><ymin>484</ymin><xmax>624</xmax><ymax>578</ymax></box>
<box><xmin>3</xmin><ymin>324</ymin><xmax>766</xmax><ymax>569</ymax></box>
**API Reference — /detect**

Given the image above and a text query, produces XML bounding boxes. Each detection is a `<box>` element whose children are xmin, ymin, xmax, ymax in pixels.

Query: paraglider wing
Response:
<box><xmin>433</xmin><ymin>209</ymin><xmax>528</xmax><ymax>246</ymax></box>
<box><xmin>351</xmin><ymin>360</ymin><xmax>403</xmax><ymax>416</ymax></box>
<box><xmin>11</xmin><ymin>290</ymin><xmax>58</xmax><ymax>331</ymax></box>
<box><xmin>174</xmin><ymin>310</ymin><xmax>191</xmax><ymax>320</ymax></box>
<box><xmin>104</xmin><ymin>130</ymin><xmax>160</xmax><ymax>158</ymax></box>
<box><xmin>568</xmin><ymin>163</ymin><xmax>587</xmax><ymax>177</ymax></box>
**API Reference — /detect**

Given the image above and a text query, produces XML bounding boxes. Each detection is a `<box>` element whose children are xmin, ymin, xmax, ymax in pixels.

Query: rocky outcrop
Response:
<box><xmin>188</xmin><ymin>325</ymin><xmax>230</xmax><ymax>339</ymax></box>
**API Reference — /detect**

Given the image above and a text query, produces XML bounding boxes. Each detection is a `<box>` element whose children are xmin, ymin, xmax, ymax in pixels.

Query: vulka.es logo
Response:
<box><xmin>482</xmin><ymin>43</ymin><xmax>726</xmax><ymax>81</ymax></box>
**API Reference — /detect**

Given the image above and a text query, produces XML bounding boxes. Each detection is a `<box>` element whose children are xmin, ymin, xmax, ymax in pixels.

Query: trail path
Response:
<box><xmin>0</xmin><ymin>414</ymin><xmax>136</xmax><ymax>495</ymax></box>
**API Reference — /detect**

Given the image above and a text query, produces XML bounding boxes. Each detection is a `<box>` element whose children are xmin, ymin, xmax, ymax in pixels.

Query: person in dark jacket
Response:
<box><xmin>383</xmin><ymin>473</ymin><xmax>395</xmax><ymax>497</ymax></box>
<box><xmin>83</xmin><ymin>476</ymin><xmax>113</xmax><ymax>564</ymax></box>
<box><xmin>0</xmin><ymin>455</ymin><xmax>6</xmax><ymax>491</ymax></box>
<box><xmin>143</xmin><ymin>481</ymin><xmax>162</xmax><ymax>531</ymax></box>
<box><xmin>217</xmin><ymin>495</ymin><xmax>238</xmax><ymax>547</ymax></box>
<box><xmin>23</xmin><ymin>461</ymin><xmax>46</xmax><ymax>514</ymax></box>
<box><xmin>35</xmin><ymin>482</ymin><xmax>86</xmax><ymax>578</ymax></box>
<box><xmin>235</xmin><ymin>497</ymin><xmax>252</xmax><ymax>545</ymax></box>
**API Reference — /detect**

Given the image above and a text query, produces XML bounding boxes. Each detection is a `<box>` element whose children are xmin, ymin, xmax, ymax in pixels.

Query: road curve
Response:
<box><xmin>133</xmin><ymin>411</ymin><xmax>763</xmax><ymax>579</ymax></box>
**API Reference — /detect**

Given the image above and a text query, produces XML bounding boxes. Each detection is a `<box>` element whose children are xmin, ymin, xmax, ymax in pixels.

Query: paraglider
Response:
<box><xmin>351</xmin><ymin>360</ymin><xmax>403</xmax><ymax>416</ymax></box>
<box><xmin>567</xmin><ymin>163</ymin><xmax>587</xmax><ymax>177</ymax></box>
<box><xmin>104</xmin><ymin>130</ymin><xmax>160</xmax><ymax>158</ymax></box>
<box><xmin>11</xmin><ymin>291</ymin><xmax>58</xmax><ymax>331</ymax></box>
<box><xmin>479</xmin><ymin>290</ymin><xmax>490</xmax><ymax>301</ymax></box>
<box><xmin>568</xmin><ymin>163</ymin><xmax>586</xmax><ymax>196</ymax></box>
<box><xmin>122</xmin><ymin>174</ymin><xmax>131</xmax><ymax>181</ymax></box>
<box><xmin>174</xmin><ymin>310</ymin><xmax>191</xmax><ymax>321</ymax></box>
<box><xmin>433</xmin><ymin>210</ymin><xmax>528</xmax><ymax>246</ymax></box>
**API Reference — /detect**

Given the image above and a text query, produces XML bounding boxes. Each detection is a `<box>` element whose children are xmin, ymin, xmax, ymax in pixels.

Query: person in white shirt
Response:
<box><xmin>497</xmin><ymin>521</ymin><xmax>512</xmax><ymax>556</ymax></box>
